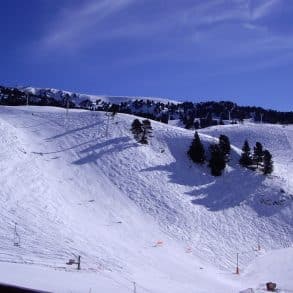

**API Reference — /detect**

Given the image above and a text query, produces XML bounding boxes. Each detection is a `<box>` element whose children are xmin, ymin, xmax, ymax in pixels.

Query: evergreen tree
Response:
<box><xmin>239</xmin><ymin>140</ymin><xmax>253</xmax><ymax>167</ymax></box>
<box><xmin>219</xmin><ymin>134</ymin><xmax>231</xmax><ymax>161</ymax></box>
<box><xmin>187</xmin><ymin>132</ymin><xmax>205</xmax><ymax>164</ymax></box>
<box><xmin>109</xmin><ymin>104</ymin><xmax>119</xmax><ymax>117</ymax></box>
<box><xmin>263</xmin><ymin>150</ymin><xmax>273</xmax><ymax>174</ymax></box>
<box><xmin>194</xmin><ymin>120</ymin><xmax>200</xmax><ymax>129</ymax></box>
<box><xmin>131</xmin><ymin>119</ymin><xmax>143</xmax><ymax>142</ymax></box>
<box><xmin>140</xmin><ymin>119</ymin><xmax>153</xmax><ymax>144</ymax></box>
<box><xmin>160</xmin><ymin>113</ymin><xmax>169</xmax><ymax>124</ymax></box>
<box><xmin>253</xmin><ymin>142</ymin><xmax>263</xmax><ymax>168</ymax></box>
<box><xmin>208</xmin><ymin>144</ymin><xmax>226</xmax><ymax>176</ymax></box>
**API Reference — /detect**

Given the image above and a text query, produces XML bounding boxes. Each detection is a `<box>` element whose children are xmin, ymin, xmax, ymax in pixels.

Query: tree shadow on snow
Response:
<box><xmin>32</xmin><ymin>138</ymin><xmax>99</xmax><ymax>155</ymax></box>
<box><xmin>187</xmin><ymin>168</ymin><xmax>265</xmax><ymax>212</ymax></box>
<box><xmin>46</xmin><ymin>122</ymin><xmax>100</xmax><ymax>140</ymax></box>
<box><xmin>141</xmin><ymin>135</ymin><xmax>283</xmax><ymax>216</ymax></box>
<box><xmin>72</xmin><ymin>136</ymin><xmax>136</xmax><ymax>165</ymax></box>
<box><xmin>141</xmin><ymin>135</ymin><xmax>213</xmax><ymax>187</ymax></box>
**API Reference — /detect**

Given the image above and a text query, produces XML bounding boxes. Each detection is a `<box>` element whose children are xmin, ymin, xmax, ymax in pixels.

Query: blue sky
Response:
<box><xmin>1</xmin><ymin>0</ymin><xmax>293</xmax><ymax>111</ymax></box>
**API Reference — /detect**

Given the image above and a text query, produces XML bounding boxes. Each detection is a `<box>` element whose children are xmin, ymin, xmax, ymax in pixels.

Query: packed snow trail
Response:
<box><xmin>0</xmin><ymin>106</ymin><xmax>292</xmax><ymax>292</ymax></box>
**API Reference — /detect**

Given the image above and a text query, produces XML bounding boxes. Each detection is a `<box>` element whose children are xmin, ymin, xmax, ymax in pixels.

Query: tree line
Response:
<box><xmin>1</xmin><ymin>85</ymin><xmax>293</xmax><ymax>126</ymax></box>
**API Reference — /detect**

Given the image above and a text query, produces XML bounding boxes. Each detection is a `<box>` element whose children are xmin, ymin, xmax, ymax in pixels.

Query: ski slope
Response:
<box><xmin>0</xmin><ymin>106</ymin><xmax>292</xmax><ymax>292</ymax></box>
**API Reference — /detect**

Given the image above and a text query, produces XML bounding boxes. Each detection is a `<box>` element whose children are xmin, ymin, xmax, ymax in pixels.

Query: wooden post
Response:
<box><xmin>133</xmin><ymin>281</ymin><xmax>137</xmax><ymax>293</ymax></box>
<box><xmin>236</xmin><ymin>253</ymin><xmax>240</xmax><ymax>274</ymax></box>
<box><xmin>13</xmin><ymin>222</ymin><xmax>20</xmax><ymax>247</ymax></box>
<box><xmin>77</xmin><ymin>255</ymin><xmax>81</xmax><ymax>270</ymax></box>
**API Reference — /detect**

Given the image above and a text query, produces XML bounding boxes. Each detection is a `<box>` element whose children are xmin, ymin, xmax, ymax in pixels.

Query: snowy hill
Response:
<box><xmin>0</xmin><ymin>105</ymin><xmax>292</xmax><ymax>292</ymax></box>
<box><xmin>19</xmin><ymin>86</ymin><xmax>178</xmax><ymax>105</ymax></box>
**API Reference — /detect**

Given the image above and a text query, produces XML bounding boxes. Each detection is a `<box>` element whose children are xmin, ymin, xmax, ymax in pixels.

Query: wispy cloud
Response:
<box><xmin>36</xmin><ymin>0</ymin><xmax>293</xmax><ymax>72</ymax></box>
<box><xmin>251</xmin><ymin>0</ymin><xmax>279</xmax><ymax>20</ymax></box>
<box><xmin>39</xmin><ymin>0</ymin><xmax>283</xmax><ymax>49</ymax></box>
<box><xmin>182</xmin><ymin>0</ymin><xmax>249</xmax><ymax>26</ymax></box>
<box><xmin>40</xmin><ymin>0</ymin><xmax>134</xmax><ymax>52</ymax></box>
<box><xmin>182</xmin><ymin>0</ymin><xmax>280</xmax><ymax>28</ymax></box>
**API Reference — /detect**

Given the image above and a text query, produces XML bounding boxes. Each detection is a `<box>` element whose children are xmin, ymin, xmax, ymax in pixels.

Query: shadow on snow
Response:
<box><xmin>142</xmin><ymin>135</ymin><xmax>284</xmax><ymax>216</ymax></box>
<box><xmin>72</xmin><ymin>136</ymin><xmax>136</xmax><ymax>165</ymax></box>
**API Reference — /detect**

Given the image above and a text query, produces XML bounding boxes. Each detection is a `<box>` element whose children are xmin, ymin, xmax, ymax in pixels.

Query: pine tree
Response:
<box><xmin>187</xmin><ymin>131</ymin><xmax>205</xmax><ymax>164</ymax></box>
<box><xmin>140</xmin><ymin>119</ymin><xmax>153</xmax><ymax>144</ymax></box>
<box><xmin>239</xmin><ymin>140</ymin><xmax>252</xmax><ymax>167</ymax></box>
<box><xmin>109</xmin><ymin>104</ymin><xmax>119</xmax><ymax>117</ymax></box>
<box><xmin>208</xmin><ymin>144</ymin><xmax>226</xmax><ymax>176</ymax></box>
<box><xmin>253</xmin><ymin>142</ymin><xmax>263</xmax><ymax>168</ymax></box>
<box><xmin>194</xmin><ymin>121</ymin><xmax>200</xmax><ymax>129</ymax></box>
<box><xmin>263</xmin><ymin>150</ymin><xmax>273</xmax><ymax>174</ymax></box>
<box><xmin>131</xmin><ymin>119</ymin><xmax>143</xmax><ymax>142</ymax></box>
<box><xmin>219</xmin><ymin>134</ymin><xmax>231</xmax><ymax>161</ymax></box>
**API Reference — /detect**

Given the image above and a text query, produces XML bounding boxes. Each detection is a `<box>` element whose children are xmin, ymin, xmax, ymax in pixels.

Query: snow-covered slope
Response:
<box><xmin>20</xmin><ymin>86</ymin><xmax>178</xmax><ymax>105</ymax></box>
<box><xmin>200</xmin><ymin>123</ymin><xmax>293</xmax><ymax>195</ymax></box>
<box><xmin>0</xmin><ymin>106</ymin><xmax>292</xmax><ymax>292</ymax></box>
<box><xmin>240</xmin><ymin>247</ymin><xmax>293</xmax><ymax>292</ymax></box>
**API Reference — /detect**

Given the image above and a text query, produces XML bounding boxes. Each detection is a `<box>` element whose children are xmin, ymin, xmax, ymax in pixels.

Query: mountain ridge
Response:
<box><xmin>1</xmin><ymin>85</ymin><xmax>292</xmax><ymax>126</ymax></box>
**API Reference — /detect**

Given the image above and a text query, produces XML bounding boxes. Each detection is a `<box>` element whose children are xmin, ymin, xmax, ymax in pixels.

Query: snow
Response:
<box><xmin>20</xmin><ymin>87</ymin><xmax>179</xmax><ymax>105</ymax></box>
<box><xmin>0</xmin><ymin>105</ymin><xmax>292</xmax><ymax>292</ymax></box>
<box><xmin>240</xmin><ymin>246</ymin><xmax>293</xmax><ymax>292</ymax></box>
<box><xmin>0</xmin><ymin>261</ymin><xmax>133</xmax><ymax>293</ymax></box>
